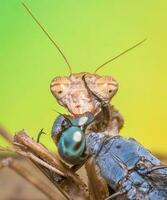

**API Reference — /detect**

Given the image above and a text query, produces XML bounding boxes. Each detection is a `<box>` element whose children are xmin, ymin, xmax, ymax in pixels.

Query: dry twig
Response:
<box><xmin>0</xmin><ymin>127</ymin><xmax>89</xmax><ymax>200</ymax></box>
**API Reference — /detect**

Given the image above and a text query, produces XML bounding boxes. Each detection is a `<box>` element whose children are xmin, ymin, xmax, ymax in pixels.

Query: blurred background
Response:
<box><xmin>0</xmin><ymin>0</ymin><xmax>167</xmax><ymax>199</ymax></box>
<box><xmin>1</xmin><ymin>0</ymin><xmax>167</xmax><ymax>153</ymax></box>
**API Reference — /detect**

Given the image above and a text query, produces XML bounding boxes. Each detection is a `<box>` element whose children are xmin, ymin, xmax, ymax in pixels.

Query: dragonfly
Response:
<box><xmin>52</xmin><ymin>113</ymin><xmax>167</xmax><ymax>200</ymax></box>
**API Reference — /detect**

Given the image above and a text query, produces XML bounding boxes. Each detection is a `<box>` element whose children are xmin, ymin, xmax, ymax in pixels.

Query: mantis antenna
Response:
<box><xmin>22</xmin><ymin>2</ymin><xmax>72</xmax><ymax>75</ymax></box>
<box><xmin>94</xmin><ymin>38</ymin><xmax>147</xmax><ymax>73</ymax></box>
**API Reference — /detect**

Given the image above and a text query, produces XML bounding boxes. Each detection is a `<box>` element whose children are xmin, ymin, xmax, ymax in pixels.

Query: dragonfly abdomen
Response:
<box><xmin>86</xmin><ymin>133</ymin><xmax>167</xmax><ymax>199</ymax></box>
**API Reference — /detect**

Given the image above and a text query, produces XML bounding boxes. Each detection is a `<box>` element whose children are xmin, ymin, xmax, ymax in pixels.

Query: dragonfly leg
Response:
<box><xmin>36</xmin><ymin>128</ymin><xmax>46</xmax><ymax>143</ymax></box>
<box><xmin>105</xmin><ymin>190</ymin><xmax>126</xmax><ymax>200</ymax></box>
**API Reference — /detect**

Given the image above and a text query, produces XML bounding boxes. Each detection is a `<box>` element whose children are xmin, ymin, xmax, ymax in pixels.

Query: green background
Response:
<box><xmin>0</xmin><ymin>0</ymin><xmax>167</xmax><ymax>153</ymax></box>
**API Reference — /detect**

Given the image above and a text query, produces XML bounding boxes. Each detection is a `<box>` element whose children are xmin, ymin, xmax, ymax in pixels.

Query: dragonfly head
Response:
<box><xmin>54</xmin><ymin>113</ymin><xmax>94</xmax><ymax>164</ymax></box>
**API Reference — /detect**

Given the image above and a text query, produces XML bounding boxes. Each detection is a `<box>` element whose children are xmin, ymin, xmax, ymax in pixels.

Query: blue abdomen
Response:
<box><xmin>86</xmin><ymin>133</ymin><xmax>167</xmax><ymax>199</ymax></box>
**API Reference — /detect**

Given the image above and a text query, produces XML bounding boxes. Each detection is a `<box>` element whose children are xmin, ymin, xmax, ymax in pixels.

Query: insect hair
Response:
<box><xmin>22</xmin><ymin>2</ymin><xmax>72</xmax><ymax>75</ymax></box>
<box><xmin>94</xmin><ymin>38</ymin><xmax>147</xmax><ymax>73</ymax></box>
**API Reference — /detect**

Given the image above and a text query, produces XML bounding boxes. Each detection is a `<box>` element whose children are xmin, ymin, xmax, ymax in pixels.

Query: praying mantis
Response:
<box><xmin>0</xmin><ymin>2</ymin><xmax>155</xmax><ymax>200</ymax></box>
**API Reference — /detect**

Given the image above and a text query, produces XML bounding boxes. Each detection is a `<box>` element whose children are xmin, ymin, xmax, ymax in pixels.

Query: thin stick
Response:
<box><xmin>14</xmin><ymin>131</ymin><xmax>86</xmax><ymax>183</ymax></box>
<box><xmin>0</xmin><ymin>143</ymin><xmax>70</xmax><ymax>199</ymax></box>
<box><xmin>16</xmin><ymin>149</ymin><xmax>66</xmax><ymax>176</ymax></box>
<box><xmin>105</xmin><ymin>190</ymin><xmax>126</xmax><ymax>200</ymax></box>
<box><xmin>14</xmin><ymin>131</ymin><xmax>68</xmax><ymax>173</ymax></box>
<box><xmin>14</xmin><ymin>131</ymin><xmax>88</xmax><ymax>200</ymax></box>
<box><xmin>0</xmin><ymin>157</ymin><xmax>63</xmax><ymax>200</ymax></box>
<box><xmin>33</xmin><ymin>162</ymin><xmax>71</xmax><ymax>200</ymax></box>
<box><xmin>0</xmin><ymin>146</ymin><xmax>14</xmax><ymax>152</ymax></box>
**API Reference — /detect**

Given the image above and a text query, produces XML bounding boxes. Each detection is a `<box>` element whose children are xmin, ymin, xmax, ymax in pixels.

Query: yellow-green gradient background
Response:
<box><xmin>0</xmin><ymin>0</ymin><xmax>167</xmax><ymax>154</ymax></box>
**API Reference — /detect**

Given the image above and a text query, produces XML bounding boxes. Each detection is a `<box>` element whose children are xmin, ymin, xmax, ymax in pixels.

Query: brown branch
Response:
<box><xmin>0</xmin><ymin>146</ymin><xmax>70</xmax><ymax>200</ymax></box>
<box><xmin>14</xmin><ymin>131</ymin><xmax>68</xmax><ymax>174</ymax></box>
<box><xmin>0</xmin><ymin>157</ymin><xmax>64</xmax><ymax>200</ymax></box>
<box><xmin>14</xmin><ymin>131</ymin><xmax>89</xmax><ymax>200</ymax></box>
<box><xmin>0</xmin><ymin>129</ymin><xmax>89</xmax><ymax>200</ymax></box>
<box><xmin>16</xmin><ymin>149</ymin><xmax>66</xmax><ymax>176</ymax></box>
<box><xmin>14</xmin><ymin>131</ymin><xmax>87</xmax><ymax>185</ymax></box>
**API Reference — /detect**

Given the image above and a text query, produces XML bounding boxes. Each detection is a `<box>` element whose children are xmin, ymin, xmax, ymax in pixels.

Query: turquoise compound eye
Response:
<box><xmin>57</xmin><ymin>126</ymin><xmax>86</xmax><ymax>164</ymax></box>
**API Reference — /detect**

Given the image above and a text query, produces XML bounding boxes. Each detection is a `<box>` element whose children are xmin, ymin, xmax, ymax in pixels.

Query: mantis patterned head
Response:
<box><xmin>50</xmin><ymin>73</ymin><xmax>118</xmax><ymax>115</ymax></box>
<box><xmin>22</xmin><ymin>3</ymin><xmax>146</xmax><ymax>116</ymax></box>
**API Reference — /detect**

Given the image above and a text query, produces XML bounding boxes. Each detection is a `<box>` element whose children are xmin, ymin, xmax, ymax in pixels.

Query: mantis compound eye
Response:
<box><xmin>84</xmin><ymin>74</ymin><xmax>118</xmax><ymax>103</ymax></box>
<box><xmin>50</xmin><ymin>76</ymin><xmax>70</xmax><ymax>100</ymax></box>
<box><xmin>57</xmin><ymin>126</ymin><xmax>86</xmax><ymax>165</ymax></box>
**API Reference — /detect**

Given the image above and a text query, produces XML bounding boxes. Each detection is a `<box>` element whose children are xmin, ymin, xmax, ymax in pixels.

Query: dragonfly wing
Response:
<box><xmin>148</xmin><ymin>167</ymin><xmax>167</xmax><ymax>189</ymax></box>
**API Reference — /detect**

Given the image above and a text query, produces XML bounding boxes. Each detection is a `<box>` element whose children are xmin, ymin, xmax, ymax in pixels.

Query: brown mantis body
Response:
<box><xmin>0</xmin><ymin>3</ymin><xmax>146</xmax><ymax>200</ymax></box>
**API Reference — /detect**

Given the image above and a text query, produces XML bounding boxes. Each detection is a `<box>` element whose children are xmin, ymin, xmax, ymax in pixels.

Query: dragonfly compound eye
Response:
<box><xmin>57</xmin><ymin>126</ymin><xmax>86</xmax><ymax>164</ymax></box>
